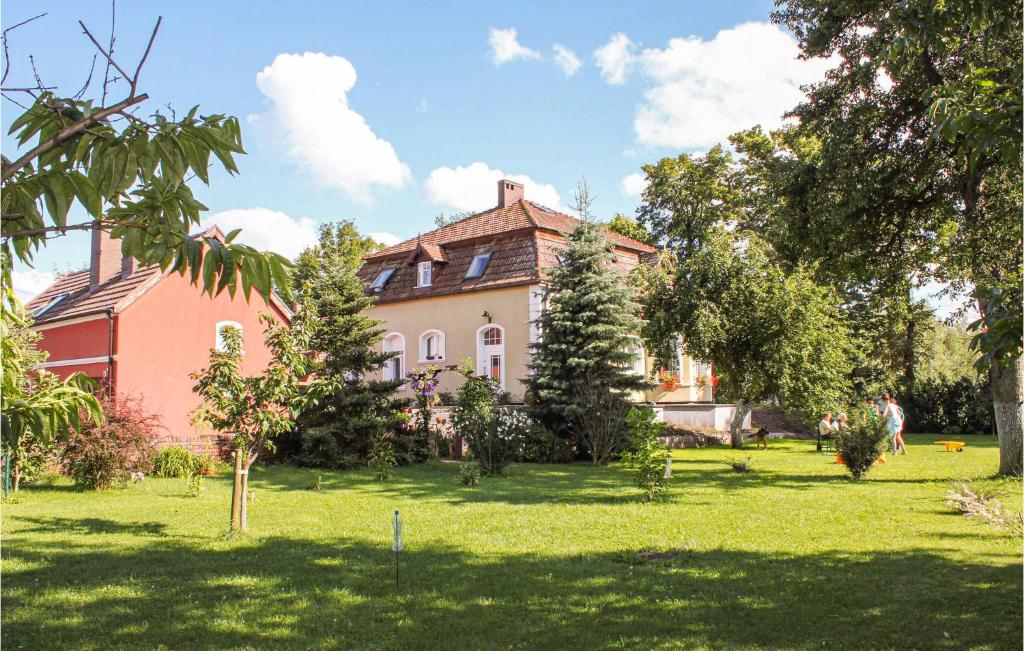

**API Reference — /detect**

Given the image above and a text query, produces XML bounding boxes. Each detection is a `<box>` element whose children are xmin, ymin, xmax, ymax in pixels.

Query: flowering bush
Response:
<box><xmin>451</xmin><ymin>369</ymin><xmax>527</xmax><ymax>474</ymax></box>
<box><xmin>407</xmin><ymin>365</ymin><xmax>443</xmax><ymax>455</ymax></box>
<box><xmin>657</xmin><ymin>369</ymin><xmax>680</xmax><ymax>390</ymax></box>
<box><xmin>695</xmin><ymin>374</ymin><xmax>708</xmax><ymax>390</ymax></box>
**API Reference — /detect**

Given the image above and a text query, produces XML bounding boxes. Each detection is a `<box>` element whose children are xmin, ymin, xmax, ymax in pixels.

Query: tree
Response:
<box><xmin>526</xmin><ymin>196</ymin><xmax>649</xmax><ymax>462</ymax></box>
<box><xmin>646</xmin><ymin>229</ymin><xmax>853</xmax><ymax>447</ymax></box>
<box><xmin>765</xmin><ymin>0</ymin><xmax>1022</xmax><ymax>473</ymax></box>
<box><xmin>1</xmin><ymin>11</ymin><xmax>291</xmax><ymax>304</ymax></box>
<box><xmin>605</xmin><ymin>213</ymin><xmax>655</xmax><ymax>246</ymax></box>
<box><xmin>191</xmin><ymin>316</ymin><xmax>315</xmax><ymax>532</ymax></box>
<box><xmin>636</xmin><ymin>145</ymin><xmax>743</xmax><ymax>259</ymax></box>
<box><xmin>1</xmin><ymin>297</ymin><xmax>102</xmax><ymax>492</ymax></box>
<box><xmin>290</xmin><ymin>222</ymin><xmax>407</xmax><ymax>467</ymax></box>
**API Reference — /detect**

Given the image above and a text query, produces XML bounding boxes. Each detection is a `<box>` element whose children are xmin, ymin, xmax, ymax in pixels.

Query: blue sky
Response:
<box><xmin>1</xmin><ymin>1</ymin><xmax>965</xmax><ymax>316</ymax></box>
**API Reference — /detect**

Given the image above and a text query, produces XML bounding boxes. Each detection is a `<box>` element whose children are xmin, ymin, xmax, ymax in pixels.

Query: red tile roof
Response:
<box><xmin>357</xmin><ymin>200</ymin><xmax>655</xmax><ymax>303</ymax></box>
<box><xmin>365</xmin><ymin>199</ymin><xmax>656</xmax><ymax>260</ymax></box>
<box><xmin>24</xmin><ymin>264</ymin><xmax>163</xmax><ymax>324</ymax></box>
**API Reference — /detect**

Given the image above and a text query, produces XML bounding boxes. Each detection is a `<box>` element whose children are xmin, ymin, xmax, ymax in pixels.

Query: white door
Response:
<box><xmin>477</xmin><ymin>325</ymin><xmax>505</xmax><ymax>390</ymax></box>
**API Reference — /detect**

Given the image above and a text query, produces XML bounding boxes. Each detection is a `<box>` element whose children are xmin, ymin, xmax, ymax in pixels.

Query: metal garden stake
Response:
<box><xmin>392</xmin><ymin>510</ymin><xmax>404</xmax><ymax>589</ymax></box>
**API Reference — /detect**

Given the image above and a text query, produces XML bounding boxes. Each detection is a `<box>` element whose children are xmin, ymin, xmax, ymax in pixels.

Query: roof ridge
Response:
<box><xmin>519</xmin><ymin>199</ymin><xmax>540</xmax><ymax>227</ymax></box>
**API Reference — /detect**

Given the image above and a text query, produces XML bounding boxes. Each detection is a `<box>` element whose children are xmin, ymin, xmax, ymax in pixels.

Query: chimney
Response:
<box><xmin>122</xmin><ymin>254</ymin><xmax>137</xmax><ymax>279</ymax></box>
<box><xmin>89</xmin><ymin>225</ymin><xmax>122</xmax><ymax>290</ymax></box>
<box><xmin>497</xmin><ymin>179</ymin><xmax>524</xmax><ymax>208</ymax></box>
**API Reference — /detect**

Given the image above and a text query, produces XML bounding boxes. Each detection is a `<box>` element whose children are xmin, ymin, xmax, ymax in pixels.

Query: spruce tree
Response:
<box><xmin>526</xmin><ymin>199</ymin><xmax>650</xmax><ymax>462</ymax></box>
<box><xmin>291</xmin><ymin>222</ymin><xmax>407</xmax><ymax>467</ymax></box>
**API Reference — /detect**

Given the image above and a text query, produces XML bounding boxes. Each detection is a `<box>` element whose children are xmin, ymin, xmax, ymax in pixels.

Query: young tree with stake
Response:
<box><xmin>191</xmin><ymin>314</ymin><xmax>319</xmax><ymax>532</ymax></box>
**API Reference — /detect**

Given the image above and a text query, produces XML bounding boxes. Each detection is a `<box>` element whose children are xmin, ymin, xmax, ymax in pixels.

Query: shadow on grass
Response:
<box><xmin>2</xmin><ymin>526</ymin><xmax>1019</xmax><ymax>649</ymax></box>
<box><xmin>12</xmin><ymin>516</ymin><xmax>169</xmax><ymax>537</ymax></box>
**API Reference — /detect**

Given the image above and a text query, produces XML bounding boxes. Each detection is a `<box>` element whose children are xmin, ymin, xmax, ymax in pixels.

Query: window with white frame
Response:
<box><xmin>416</xmin><ymin>261</ymin><xmax>432</xmax><ymax>287</ymax></box>
<box><xmin>383</xmin><ymin>333</ymin><xmax>405</xmax><ymax>381</ymax></box>
<box><xmin>215</xmin><ymin>321</ymin><xmax>244</xmax><ymax>353</ymax></box>
<box><xmin>419</xmin><ymin>329</ymin><xmax>445</xmax><ymax>362</ymax></box>
<box><xmin>477</xmin><ymin>325</ymin><xmax>505</xmax><ymax>390</ymax></box>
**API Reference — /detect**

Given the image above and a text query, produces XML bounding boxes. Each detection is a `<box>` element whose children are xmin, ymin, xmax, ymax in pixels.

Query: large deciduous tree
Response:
<box><xmin>765</xmin><ymin>0</ymin><xmax>1022</xmax><ymax>473</ymax></box>
<box><xmin>290</xmin><ymin>222</ymin><xmax>407</xmax><ymax>467</ymax></box>
<box><xmin>640</xmin><ymin>229</ymin><xmax>853</xmax><ymax>447</ymax></box>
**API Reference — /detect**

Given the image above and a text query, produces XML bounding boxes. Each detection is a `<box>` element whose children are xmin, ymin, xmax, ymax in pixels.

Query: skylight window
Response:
<box><xmin>33</xmin><ymin>292</ymin><xmax>69</xmax><ymax>318</ymax></box>
<box><xmin>465</xmin><ymin>252</ymin><xmax>492</xmax><ymax>279</ymax></box>
<box><xmin>370</xmin><ymin>267</ymin><xmax>396</xmax><ymax>291</ymax></box>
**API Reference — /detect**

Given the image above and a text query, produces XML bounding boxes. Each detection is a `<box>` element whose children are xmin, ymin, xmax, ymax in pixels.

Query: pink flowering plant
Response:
<box><xmin>407</xmin><ymin>365</ymin><xmax>443</xmax><ymax>437</ymax></box>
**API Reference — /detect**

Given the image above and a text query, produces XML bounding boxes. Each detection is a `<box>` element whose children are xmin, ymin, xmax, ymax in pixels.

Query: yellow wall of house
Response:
<box><xmin>368</xmin><ymin>283</ymin><xmax>714</xmax><ymax>405</ymax></box>
<box><xmin>367</xmin><ymin>285</ymin><xmax>534</xmax><ymax>401</ymax></box>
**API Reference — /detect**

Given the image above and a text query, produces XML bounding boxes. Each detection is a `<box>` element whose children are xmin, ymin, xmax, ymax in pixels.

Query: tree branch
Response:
<box><xmin>1</xmin><ymin>92</ymin><xmax>148</xmax><ymax>183</ymax></box>
<box><xmin>130</xmin><ymin>18</ymin><xmax>161</xmax><ymax>96</ymax></box>
<box><xmin>78</xmin><ymin>19</ymin><xmax>131</xmax><ymax>93</ymax></box>
<box><xmin>1</xmin><ymin>12</ymin><xmax>47</xmax><ymax>86</ymax></box>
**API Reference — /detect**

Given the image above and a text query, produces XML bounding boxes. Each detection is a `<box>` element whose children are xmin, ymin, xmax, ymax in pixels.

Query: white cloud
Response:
<box><xmin>594</xmin><ymin>33</ymin><xmax>636</xmax><ymax>85</ymax></box>
<box><xmin>425</xmin><ymin>162</ymin><xmax>564</xmax><ymax>213</ymax></box>
<box><xmin>255</xmin><ymin>52</ymin><xmax>411</xmax><ymax>204</ymax></box>
<box><xmin>631</xmin><ymin>22</ymin><xmax>833</xmax><ymax>149</ymax></box>
<box><xmin>620</xmin><ymin>172</ymin><xmax>649</xmax><ymax>197</ymax></box>
<box><xmin>551</xmin><ymin>44</ymin><xmax>582</xmax><ymax>76</ymax></box>
<box><xmin>489</xmin><ymin>28</ymin><xmax>542</xmax><ymax>65</ymax></box>
<box><xmin>416</xmin><ymin>98</ymin><xmax>429</xmax><ymax>112</ymax></box>
<box><xmin>202</xmin><ymin>207</ymin><xmax>319</xmax><ymax>260</ymax></box>
<box><xmin>368</xmin><ymin>232</ymin><xmax>402</xmax><ymax>247</ymax></box>
<box><xmin>12</xmin><ymin>269</ymin><xmax>55</xmax><ymax>302</ymax></box>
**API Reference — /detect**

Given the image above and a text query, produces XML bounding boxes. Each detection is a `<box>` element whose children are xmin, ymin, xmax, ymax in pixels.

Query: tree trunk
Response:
<box><xmin>730</xmin><ymin>400</ymin><xmax>750</xmax><ymax>449</ymax></box>
<box><xmin>991</xmin><ymin>356</ymin><xmax>1023</xmax><ymax>476</ymax></box>
<box><xmin>13</xmin><ymin>466</ymin><xmax>21</xmax><ymax>493</ymax></box>
<box><xmin>230</xmin><ymin>451</ymin><xmax>242</xmax><ymax>531</ymax></box>
<box><xmin>240</xmin><ymin>469</ymin><xmax>249</xmax><ymax>532</ymax></box>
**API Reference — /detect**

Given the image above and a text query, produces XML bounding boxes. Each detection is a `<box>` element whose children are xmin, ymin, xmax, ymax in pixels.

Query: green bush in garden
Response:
<box><xmin>620</xmin><ymin>406</ymin><xmax>669</xmax><ymax>501</ymax></box>
<box><xmin>834</xmin><ymin>408</ymin><xmax>889</xmax><ymax>480</ymax></box>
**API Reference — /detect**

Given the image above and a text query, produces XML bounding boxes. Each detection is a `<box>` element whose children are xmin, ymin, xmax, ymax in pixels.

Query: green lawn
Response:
<box><xmin>2</xmin><ymin>434</ymin><xmax>1021</xmax><ymax>650</ymax></box>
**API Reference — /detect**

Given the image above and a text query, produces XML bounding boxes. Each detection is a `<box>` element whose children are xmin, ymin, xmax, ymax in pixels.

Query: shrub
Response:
<box><xmin>834</xmin><ymin>408</ymin><xmax>888</xmax><ymax>480</ymax></box>
<box><xmin>152</xmin><ymin>445</ymin><xmax>223</xmax><ymax>478</ymax></box>
<box><xmin>369</xmin><ymin>434</ymin><xmax>397</xmax><ymax>481</ymax></box>
<box><xmin>904</xmin><ymin>378</ymin><xmax>992</xmax><ymax>434</ymax></box>
<box><xmin>63</xmin><ymin>396</ymin><xmax>160</xmax><ymax>490</ymax></box>
<box><xmin>451</xmin><ymin>373</ymin><xmax>526</xmax><ymax>474</ymax></box>
<box><xmin>574</xmin><ymin>385</ymin><xmax>631</xmax><ymax>465</ymax></box>
<box><xmin>459</xmin><ymin>464</ymin><xmax>482</xmax><ymax>486</ymax></box>
<box><xmin>620</xmin><ymin>406</ymin><xmax>669</xmax><ymax>501</ymax></box>
<box><xmin>153</xmin><ymin>446</ymin><xmax>195</xmax><ymax>478</ymax></box>
<box><xmin>519</xmin><ymin>425</ymin><xmax>575</xmax><ymax>463</ymax></box>
<box><xmin>728</xmin><ymin>456</ymin><xmax>754</xmax><ymax>473</ymax></box>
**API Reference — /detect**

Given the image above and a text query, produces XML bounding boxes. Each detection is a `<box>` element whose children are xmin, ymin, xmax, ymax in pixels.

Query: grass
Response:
<box><xmin>2</xmin><ymin>434</ymin><xmax>1021</xmax><ymax>650</ymax></box>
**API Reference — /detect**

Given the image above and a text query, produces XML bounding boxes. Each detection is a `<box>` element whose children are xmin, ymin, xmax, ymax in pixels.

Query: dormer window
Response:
<box><xmin>465</xmin><ymin>252</ymin><xmax>492</xmax><ymax>279</ymax></box>
<box><xmin>33</xmin><ymin>292</ymin><xmax>70</xmax><ymax>318</ymax></box>
<box><xmin>370</xmin><ymin>267</ymin><xmax>396</xmax><ymax>291</ymax></box>
<box><xmin>416</xmin><ymin>261</ymin><xmax>432</xmax><ymax>287</ymax></box>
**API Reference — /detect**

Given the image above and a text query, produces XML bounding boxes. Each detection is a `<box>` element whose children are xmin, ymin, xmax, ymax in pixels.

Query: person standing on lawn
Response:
<box><xmin>881</xmin><ymin>393</ymin><xmax>905</xmax><ymax>454</ymax></box>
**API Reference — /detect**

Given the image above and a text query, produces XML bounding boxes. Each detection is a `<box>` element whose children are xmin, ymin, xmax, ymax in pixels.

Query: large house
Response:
<box><xmin>24</xmin><ymin>225</ymin><xmax>292</xmax><ymax>450</ymax></box>
<box><xmin>357</xmin><ymin>179</ymin><xmax>749</xmax><ymax>431</ymax></box>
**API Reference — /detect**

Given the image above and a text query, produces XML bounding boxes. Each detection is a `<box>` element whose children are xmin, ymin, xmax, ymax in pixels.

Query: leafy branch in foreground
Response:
<box><xmin>0</xmin><ymin>11</ymin><xmax>292</xmax><ymax>302</ymax></box>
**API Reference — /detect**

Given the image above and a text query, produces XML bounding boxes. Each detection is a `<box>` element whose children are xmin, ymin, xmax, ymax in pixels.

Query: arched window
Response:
<box><xmin>215</xmin><ymin>321</ymin><xmax>244</xmax><ymax>353</ymax></box>
<box><xmin>418</xmin><ymin>329</ymin><xmax>446</xmax><ymax>362</ymax></box>
<box><xmin>383</xmin><ymin>333</ymin><xmax>405</xmax><ymax>381</ymax></box>
<box><xmin>476</xmin><ymin>324</ymin><xmax>506</xmax><ymax>390</ymax></box>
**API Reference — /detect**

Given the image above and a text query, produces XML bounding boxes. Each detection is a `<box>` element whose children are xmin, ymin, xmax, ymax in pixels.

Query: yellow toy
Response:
<box><xmin>933</xmin><ymin>440</ymin><xmax>966</xmax><ymax>452</ymax></box>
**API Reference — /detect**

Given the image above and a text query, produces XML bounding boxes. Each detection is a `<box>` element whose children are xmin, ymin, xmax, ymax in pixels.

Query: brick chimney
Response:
<box><xmin>89</xmin><ymin>225</ymin><xmax>122</xmax><ymax>290</ymax></box>
<box><xmin>122</xmin><ymin>254</ymin><xmax>137</xmax><ymax>279</ymax></box>
<box><xmin>497</xmin><ymin>179</ymin><xmax>524</xmax><ymax>208</ymax></box>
